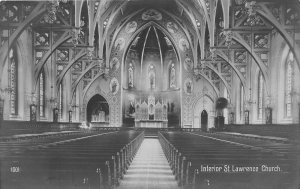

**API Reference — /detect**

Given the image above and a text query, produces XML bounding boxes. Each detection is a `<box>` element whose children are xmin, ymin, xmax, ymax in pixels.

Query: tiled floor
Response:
<box><xmin>118</xmin><ymin>138</ymin><xmax>180</xmax><ymax>189</ymax></box>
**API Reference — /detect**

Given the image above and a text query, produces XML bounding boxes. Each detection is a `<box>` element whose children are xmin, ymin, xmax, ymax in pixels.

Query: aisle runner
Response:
<box><xmin>118</xmin><ymin>139</ymin><xmax>180</xmax><ymax>189</ymax></box>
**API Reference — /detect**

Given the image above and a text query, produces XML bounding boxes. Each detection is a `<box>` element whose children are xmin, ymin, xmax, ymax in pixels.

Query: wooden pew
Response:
<box><xmin>0</xmin><ymin>121</ymin><xmax>81</xmax><ymax>137</ymax></box>
<box><xmin>159</xmin><ymin>131</ymin><xmax>298</xmax><ymax>189</ymax></box>
<box><xmin>1</xmin><ymin>130</ymin><xmax>144</xmax><ymax>189</ymax></box>
<box><xmin>224</xmin><ymin>124</ymin><xmax>300</xmax><ymax>141</ymax></box>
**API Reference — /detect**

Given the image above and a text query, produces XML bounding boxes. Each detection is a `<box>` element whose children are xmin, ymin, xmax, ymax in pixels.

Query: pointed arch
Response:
<box><xmin>0</xmin><ymin>2</ymin><xmax>46</xmax><ymax>84</ymax></box>
<box><xmin>122</xmin><ymin>21</ymin><xmax>181</xmax><ymax>68</ymax></box>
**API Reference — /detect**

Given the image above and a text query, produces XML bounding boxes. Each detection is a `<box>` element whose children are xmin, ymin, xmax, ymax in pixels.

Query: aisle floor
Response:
<box><xmin>118</xmin><ymin>138</ymin><xmax>180</xmax><ymax>189</ymax></box>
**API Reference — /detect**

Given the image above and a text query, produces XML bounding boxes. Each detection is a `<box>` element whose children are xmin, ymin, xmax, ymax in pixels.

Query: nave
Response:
<box><xmin>0</xmin><ymin>0</ymin><xmax>300</xmax><ymax>188</ymax></box>
<box><xmin>118</xmin><ymin>138</ymin><xmax>180</xmax><ymax>189</ymax></box>
<box><xmin>0</xmin><ymin>127</ymin><xmax>299</xmax><ymax>189</ymax></box>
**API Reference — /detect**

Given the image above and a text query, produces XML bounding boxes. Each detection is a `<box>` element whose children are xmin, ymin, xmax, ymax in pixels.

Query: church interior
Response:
<box><xmin>0</xmin><ymin>0</ymin><xmax>299</xmax><ymax>188</ymax></box>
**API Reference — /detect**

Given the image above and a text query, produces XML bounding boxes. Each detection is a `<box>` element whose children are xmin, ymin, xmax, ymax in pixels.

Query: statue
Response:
<box><xmin>128</xmin><ymin>65</ymin><xmax>134</xmax><ymax>88</ymax></box>
<box><xmin>186</xmin><ymin>81</ymin><xmax>192</xmax><ymax>94</ymax></box>
<box><xmin>111</xmin><ymin>81</ymin><xmax>117</xmax><ymax>94</ymax></box>
<box><xmin>150</xmin><ymin>74</ymin><xmax>155</xmax><ymax>89</ymax></box>
<box><xmin>170</xmin><ymin>64</ymin><xmax>176</xmax><ymax>88</ymax></box>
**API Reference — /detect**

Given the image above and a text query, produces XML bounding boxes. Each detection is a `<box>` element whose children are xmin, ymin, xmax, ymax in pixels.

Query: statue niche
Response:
<box><xmin>148</xmin><ymin>65</ymin><xmax>156</xmax><ymax>89</ymax></box>
<box><xmin>128</xmin><ymin>63</ymin><xmax>134</xmax><ymax>88</ymax></box>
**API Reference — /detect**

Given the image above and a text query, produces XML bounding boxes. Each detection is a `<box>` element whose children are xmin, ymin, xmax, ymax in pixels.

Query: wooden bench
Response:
<box><xmin>159</xmin><ymin>131</ymin><xmax>298</xmax><ymax>189</ymax></box>
<box><xmin>1</xmin><ymin>130</ymin><xmax>144</xmax><ymax>189</ymax></box>
<box><xmin>224</xmin><ymin>124</ymin><xmax>300</xmax><ymax>141</ymax></box>
<box><xmin>0</xmin><ymin>121</ymin><xmax>82</xmax><ymax>137</ymax></box>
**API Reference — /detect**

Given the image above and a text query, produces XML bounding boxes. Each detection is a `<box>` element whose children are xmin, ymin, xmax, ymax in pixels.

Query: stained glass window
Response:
<box><xmin>285</xmin><ymin>52</ymin><xmax>293</xmax><ymax>117</ymax></box>
<box><xmin>59</xmin><ymin>84</ymin><xmax>63</xmax><ymax>119</ymax></box>
<box><xmin>169</xmin><ymin>63</ymin><xmax>176</xmax><ymax>88</ymax></box>
<box><xmin>74</xmin><ymin>91</ymin><xmax>77</xmax><ymax>120</ymax></box>
<box><xmin>9</xmin><ymin>48</ymin><xmax>18</xmax><ymax>115</ymax></box>
<box><xmin>257</xmin><ymin>71</ymin><xmax>264</xmax><ymax>119</ymax></box>
<box><xmin>39</xmin><ymin>71</ymin><xmax>45</xmax><ymax>117</ymax></box>
<box><xmin>240</xmin><ymin>84</ymin><xmax>244</xmax><ymax>119</ymax></box>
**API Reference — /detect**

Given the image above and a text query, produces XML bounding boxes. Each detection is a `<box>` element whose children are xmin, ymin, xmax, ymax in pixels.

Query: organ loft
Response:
<box><xmin>0</xmin><ymin>0</ymin><xmax>299</xmax><ymax>189</ymax></box>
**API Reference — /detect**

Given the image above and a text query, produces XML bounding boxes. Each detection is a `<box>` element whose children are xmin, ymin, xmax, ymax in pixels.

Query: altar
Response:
<box><xmin>133</xmin><ymin>95</ymin><xmax>168</xmax><ymax>128</ymax></box>
<box><xmin>135</xmin><ymin>120</ymin><xmax>168</xmax><ymax>128</ymax></box>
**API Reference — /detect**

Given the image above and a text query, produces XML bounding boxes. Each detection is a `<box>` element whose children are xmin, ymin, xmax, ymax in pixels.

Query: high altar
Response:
<box><xmin>134</xmin><ymin>95</ymin><xmax>168</xmax><ymax>128</ymax></box>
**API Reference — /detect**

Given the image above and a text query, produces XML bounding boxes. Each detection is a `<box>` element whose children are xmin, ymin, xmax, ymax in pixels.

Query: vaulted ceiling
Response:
<box><xmin>0</xmin><ymin>0</ymin><xmax>299</xmax><ymax>100</ymax></box>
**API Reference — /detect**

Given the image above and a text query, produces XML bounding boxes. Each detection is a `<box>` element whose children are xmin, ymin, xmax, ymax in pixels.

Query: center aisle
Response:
<box><xmin>118</xmin><ymin>138</ymin><xmax>180</xmax><ymax>189</ymax></box>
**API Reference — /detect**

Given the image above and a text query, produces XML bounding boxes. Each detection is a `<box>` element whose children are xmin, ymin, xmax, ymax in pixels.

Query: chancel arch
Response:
<box><xmin>122</xmin><ymin>23</ymin><xmax>182</xmax><ymax>127</ymax></box>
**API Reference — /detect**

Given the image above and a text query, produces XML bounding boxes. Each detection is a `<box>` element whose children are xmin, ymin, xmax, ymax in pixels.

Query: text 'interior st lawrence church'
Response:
<box><xmin>0</xmin><ymin>0</ymin><xmax>299</xmax><ymax>189</ymax></box>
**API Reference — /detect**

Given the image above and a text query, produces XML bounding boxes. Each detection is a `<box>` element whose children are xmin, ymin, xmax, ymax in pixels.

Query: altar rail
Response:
<box><xmin>0</xmin><ymin>120</ymin><xmax>81</xmax><ymax>136</ymax></box>
<box><xmin>133</xmin><ymin>127</ymin><xmax>201</xmax><ymax>132</ymax></box>
<box><xmin>224</xmin><ymin>124</ymin><xmax>300</xmax><ymax>140</ymax></box>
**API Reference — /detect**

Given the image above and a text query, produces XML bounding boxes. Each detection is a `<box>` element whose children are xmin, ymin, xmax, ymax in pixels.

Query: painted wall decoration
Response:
<box><xmin>114</xmin><ymin>38</ymin><xmax>125</xmax><ymax>51</ymax></box>
<box><xmin>184</xmin><ymin>78</ymin><xmax>193</xmax><ymax>95</ymax></box>
<box><xmin>164</xmin><ymin>37</ymin><xmax>172</xmax><ymax>46</ymax></box>
<box><xmin>169</xmin><ymin>63</ymin><xmax>176</xmax><ymax>88</ymax></box>
<box><xmin>179</xmin><ymin>38</ymin><xmax>190</xmax><ymax>51</ymax></box>
<box><xmin>125</xmin><ymin>21</ymin><xmax>138</xmax><ymax>34</ymax></box>
<box><xmin>132</xmin><ymin>37</ymin><xmax>140</xmax><ymax>47</ymax></box>
<box><xmin>184</xmin><ymin>57</ymin><xmax>193</xmax><ymax>71</ymax></box>
<box><xmin>166</xmin><ymin>22</ymin><xmax>178</xmax><ymax>34</ymax></box>
<box><xmin>110</xmin><ymin>57</ymin><xmax>120</xmax><ymax>71</ymax></box>
<box><xmin>110</xmin><ymin>78</ymin><xmax>120</xmax><ymax>95</ymax></box>
<box><xmin>142</xmin><ymin>9</ymin><xmax>162</xmax><ymax>20</ymax></box>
